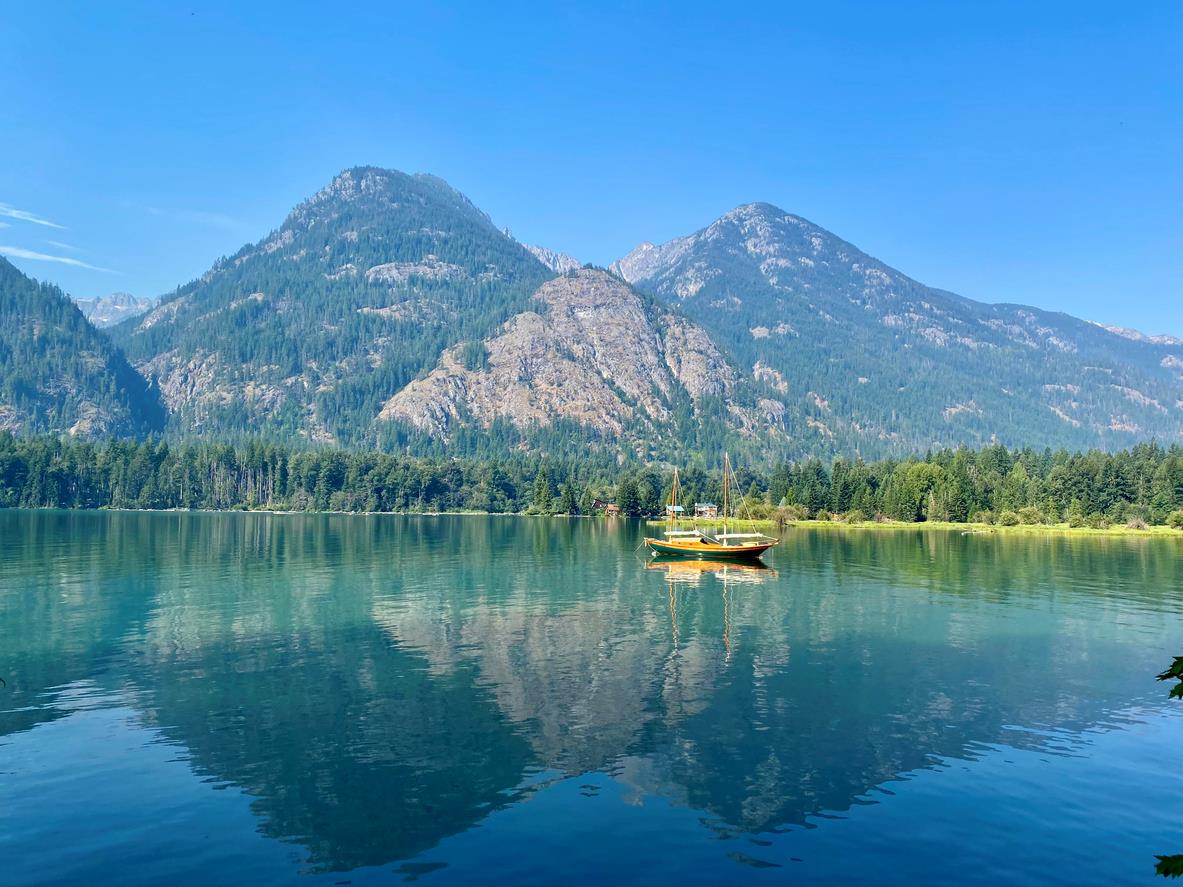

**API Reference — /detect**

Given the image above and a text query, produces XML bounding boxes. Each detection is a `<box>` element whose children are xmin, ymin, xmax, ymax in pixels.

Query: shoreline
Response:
<box><xmin>11</xmin><ymin>507</ymin><xmax>1181</xmax><ymax>536</ymax></box>
<box><xmin>648</xmin><ymin>517</ymin><xmax>1183</xmax><ymax>538</ymax></box>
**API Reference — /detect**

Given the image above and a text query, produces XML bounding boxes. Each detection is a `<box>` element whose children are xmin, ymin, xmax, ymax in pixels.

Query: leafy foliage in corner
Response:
<box><xmin>1157</xmin><ymin>657</ymin><xmax>1183</xmax><ymax>700</ymax></box>
<box><xmin>1156</xmin><ymin>856</ymin><xmax>1183</xmax><ymax>879</ymax></box>
<box><xmin>1155</xmin><ymin>659</ymin><xmax>1183</xmax><ymax>878</ymax></box>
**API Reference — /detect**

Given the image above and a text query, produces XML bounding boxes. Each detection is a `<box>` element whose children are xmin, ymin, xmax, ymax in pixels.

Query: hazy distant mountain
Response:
<box><xmin>521</xmin><ymin>243</ymin><xmax>582</xmax><ymax>273</ymax></box>
<box><xmin>113</xmin><ymin>167</ymin><xmax>551</xmax><ymax>445</ymax></box>
<box><xmin>614</xmin><ymin>203</ymin><xmax>1183</xmax><ymax>454</ymax></box>
<box><xmin>75</xmin><ymin>291</ymin><xmax>156</xmax><ymax>327</ymax></box>
<box><xmin>0</xmin><ymin>259</ymin><xmax>164</xmax><ymax>437</ymax></box>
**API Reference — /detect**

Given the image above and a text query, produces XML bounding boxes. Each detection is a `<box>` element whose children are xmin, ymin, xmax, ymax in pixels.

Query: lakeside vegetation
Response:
<box><xmin>651</xmin><ymin>517</ymin><xmax>1183</xmax><ymax>537</ymax></box>
<box><xmin>1</xmin><ymin>433</ymin><xmax>1182</xmax><ymax>531</ymax></box>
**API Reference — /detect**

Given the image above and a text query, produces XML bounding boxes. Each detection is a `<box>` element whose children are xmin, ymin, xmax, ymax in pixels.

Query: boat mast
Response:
<box><xmin>722</xmin><ymin>452</ymin><xmax>730</xmax><ymax>541</ymax></box>
<box><xmin>669</xmin><ymin>467</ymin><xmax>679</xmax><ymax>532</ymax></box>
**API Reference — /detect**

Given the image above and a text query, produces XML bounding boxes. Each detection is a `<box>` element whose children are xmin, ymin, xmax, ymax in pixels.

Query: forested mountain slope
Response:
<box><xmin>113</xmin><ymin>167</ymin><xmax>553</xmax><ymax>444</ymax></box>
<box><xmin>0</xmin><ymin>259</ymin><xmax>164</xmax><ymax>437</ymax></box>
<box><xmin>613</xmin><ymin>203</ymin><xmax>1183</xmax><ymax>456</ymax></box>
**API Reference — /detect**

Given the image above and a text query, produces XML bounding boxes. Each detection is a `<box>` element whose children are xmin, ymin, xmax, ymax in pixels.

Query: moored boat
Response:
<box><xmin>644</xmin><ymin>454</ymin><xmax>779</xmax><ymax>561</ymax></box>
<box><xmin>644</xmin><ymin>533</ymin><xmax>778</xmax><ymax>559</ymax></box>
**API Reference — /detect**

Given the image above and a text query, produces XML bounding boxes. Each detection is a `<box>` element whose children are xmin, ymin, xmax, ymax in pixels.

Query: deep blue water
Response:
<box><xmin>2</xmin><ymin>511</ymin><xmax>1182</xmax><ymax>885</ymax></box>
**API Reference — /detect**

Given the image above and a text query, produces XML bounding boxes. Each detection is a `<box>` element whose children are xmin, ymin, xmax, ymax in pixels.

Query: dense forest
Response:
<box><xmin>2</xmin><ymin>433</ymin><xmax>1182</xmax><ymax>529</ymax></box>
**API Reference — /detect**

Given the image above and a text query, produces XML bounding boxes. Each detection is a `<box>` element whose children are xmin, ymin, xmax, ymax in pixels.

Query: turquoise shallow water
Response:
<box><xmin>1</xmin><ymin>510</ymin><xmax>1182</xmax><ymax>885</ymax></box>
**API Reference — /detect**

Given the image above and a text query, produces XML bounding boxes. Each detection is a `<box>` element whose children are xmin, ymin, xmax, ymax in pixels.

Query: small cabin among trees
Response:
<box><xmin>694</xmin><ymin>502</ymin><xmax>718</xmax><ymax>519</ymax></box>
<box><xmin>592</xmin><ymin>497</ymin><xmax>620</xmax><ymax>516</ymax></box>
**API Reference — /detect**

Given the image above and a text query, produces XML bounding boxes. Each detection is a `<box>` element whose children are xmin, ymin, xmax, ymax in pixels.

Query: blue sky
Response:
<box><xmin>2</xmin><ymin>2</ymin><xmax>1180</xmax><ymax>333</ymax></box>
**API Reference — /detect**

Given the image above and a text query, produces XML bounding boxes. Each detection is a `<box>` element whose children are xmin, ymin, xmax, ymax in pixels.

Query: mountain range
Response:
<box><xmin>2</xmin><ymin>165</ymin><xmax>1181</xmax><ymax>460</ymax></box>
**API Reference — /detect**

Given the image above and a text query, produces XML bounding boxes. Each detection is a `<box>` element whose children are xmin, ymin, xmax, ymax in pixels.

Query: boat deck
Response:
<box><xmin>644</xmin><ymin>530</ymin><xmax>778</xmax><ymax>560</ymax></box>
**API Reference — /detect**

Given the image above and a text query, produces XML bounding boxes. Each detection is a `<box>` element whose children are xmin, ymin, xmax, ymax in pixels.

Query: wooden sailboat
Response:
<box><xmin>643</xmin><ymin>454</ymin><xmax>779</xmax><ymax>560</ymax></box>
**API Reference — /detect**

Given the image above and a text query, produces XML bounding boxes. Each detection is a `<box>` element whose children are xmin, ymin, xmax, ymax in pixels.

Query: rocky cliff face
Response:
<box><xmin>379</xmin><ymin>269</ymin><xmax>742</xmax><ymax>446</ymax></box>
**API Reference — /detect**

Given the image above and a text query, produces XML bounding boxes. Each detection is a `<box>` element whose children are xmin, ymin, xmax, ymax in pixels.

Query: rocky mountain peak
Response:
<box><xmin>716</xmin><ymin>201</ymin><xmax>790</xmax><ymax>224</ymax></box>
<box><xmin>74</xmin><ymin>291</ymin><xmax>156</xmax><ymax>328</ymax></box>
<box><xmin>283</xmin><ymin>166</ymin><xmax>491</xmax><ymax>235</ymax></box>
<box><xmin>113</xmin><ymin>169</ymin><xmax>550</xmax><ymax>445</ymax></box>
<box><xmin>610</xmin><ymin>237</ymin><xmax>692</xmax><ymax>285</ymax></box>
<box><xmin>611</xmin><ymin>202</ymin><xmax>838</xmax><ymax>293</ymax></box>
<box><xmin>522</xmin><ymin>243</ymin><xmax>581</xmax><ymax>274</ymax></box>
<box><xmin>614</xmin><ymin>201</ymin><xmax>896</xmax><ymax>302</ymax></box>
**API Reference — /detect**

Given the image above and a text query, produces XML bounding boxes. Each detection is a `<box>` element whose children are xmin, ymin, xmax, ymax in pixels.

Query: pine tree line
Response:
<box><xmin>1</xmin><ymin>433</ymin><xmax>1182</xmax><ymax>528</ymax></box>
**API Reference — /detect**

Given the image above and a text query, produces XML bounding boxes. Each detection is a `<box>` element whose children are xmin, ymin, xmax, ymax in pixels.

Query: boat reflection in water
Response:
<box><xmin>647</xmin><ymin>556</ymin><xmax>778</xmax><ymax>658</ymax></box>
<box><xmin>645</xmin><ymin>556</ymin><xmax>777</xmax><ymax>586</ymax></box>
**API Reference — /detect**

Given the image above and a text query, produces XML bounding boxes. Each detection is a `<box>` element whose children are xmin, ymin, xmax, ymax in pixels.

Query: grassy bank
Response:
<box><xmin>648</xmin><ymin>517</ymin><xmax>1183</xmax><ymax>538</ymax></box>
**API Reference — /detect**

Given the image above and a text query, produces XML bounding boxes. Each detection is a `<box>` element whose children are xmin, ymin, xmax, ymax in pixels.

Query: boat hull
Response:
<box><xmin>644</xmin><ymin>537</ymin><xmax>777</xmax><ymax>560</ymax></box>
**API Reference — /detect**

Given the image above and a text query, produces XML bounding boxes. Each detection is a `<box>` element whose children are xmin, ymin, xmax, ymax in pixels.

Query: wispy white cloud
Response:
<box><xmin>0</xmin><ymin>221</ymin><xmax>9</xmax><ymax>228</ymax></box>
<box><xmin>142</xmin><ymin>204</ymin><xmax>244</xmax><ymax>230</ymax></box>
<box><xmin>0</xmin><ymin>245</ymin><xmax>113</xmax><ymax>272</ymax></box>
<box><xmin>44</xmin><ymin>239</ymin><xmax>81</xmax><ymax>252</ymax></box>
<box><xmin>0</xmin><ymin>203</ymin><xmax>65</xmax><ymax>229</ymax></box>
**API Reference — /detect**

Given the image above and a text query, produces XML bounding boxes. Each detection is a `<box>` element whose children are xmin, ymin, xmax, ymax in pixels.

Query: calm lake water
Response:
<box><xmin>2</xmin><ymin>511</ymin><xmax>1182</xmax><ymax>885</ymax></box>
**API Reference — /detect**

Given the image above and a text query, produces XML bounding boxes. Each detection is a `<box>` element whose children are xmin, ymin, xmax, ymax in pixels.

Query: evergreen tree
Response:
<box><xmin>578</xmin><ymin>488</ymin><xmax>597</xmax><ymax>515</ymax></box>
<box><xmin>531</xmin><ymin>467</ymin><xmax>553</xmax><ymax>514</ymax></box>
<box><xmin>557</xmin><ymin>482</ymin><xmax>578</xmax><ymax>515</ymax></box>
<box><xmin>616</xmin><ymin>475</ymin><xmax>642</xmax><ymax>516</ymax></box>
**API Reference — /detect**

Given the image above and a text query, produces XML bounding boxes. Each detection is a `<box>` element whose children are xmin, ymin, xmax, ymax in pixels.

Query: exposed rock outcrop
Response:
<box><xmin>379</xmin><ymin>269</ymin><xmax>740</xmax><ymax>442</ymax></box>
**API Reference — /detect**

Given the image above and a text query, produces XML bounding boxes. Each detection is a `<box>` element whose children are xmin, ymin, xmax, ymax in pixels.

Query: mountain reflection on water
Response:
<box><xmin>1</xmin><ymin>511</ymin><xmax>1181</xmax><ymax>880</ymax></box>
